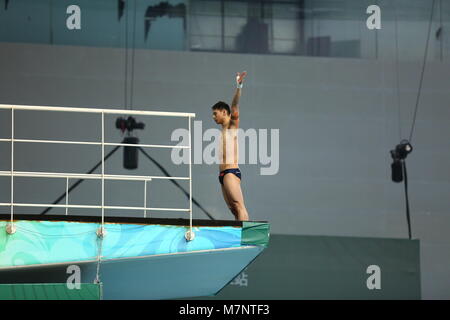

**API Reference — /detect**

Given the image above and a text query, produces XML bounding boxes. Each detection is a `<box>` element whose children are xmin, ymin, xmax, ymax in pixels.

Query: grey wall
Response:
<box><xmin>0</xmin><ymin>42</ymin><xmax>449</xmax><ymax>299</ymax></box>
<box><xmin>193</xmin><ymin>235</ymin><xmax>422</xmax><ymax>300</ymax></box>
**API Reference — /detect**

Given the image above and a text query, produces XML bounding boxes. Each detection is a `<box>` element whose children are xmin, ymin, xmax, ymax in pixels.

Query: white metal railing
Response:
<box><xmin>0</xmin><ymin>104</ymin><xmax>196</xmax><ymax>240</ymax></box>
<box><xmin>0</xmin><ymin>139</ymin><xmax>190</xmax><ymax>149</ymax></box>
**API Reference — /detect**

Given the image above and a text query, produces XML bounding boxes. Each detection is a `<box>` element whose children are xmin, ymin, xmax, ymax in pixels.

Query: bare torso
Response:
<box><xmin>219</xmin><ymin>125</ymin><xmax>239</xmax><ymax>171</ymax></box>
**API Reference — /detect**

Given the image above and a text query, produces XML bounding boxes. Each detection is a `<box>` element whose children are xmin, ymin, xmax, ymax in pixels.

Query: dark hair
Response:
<box><xmin>211</xmin><ymin>101</ymin><xmax>230</xmax><ymax>115</ymax></box>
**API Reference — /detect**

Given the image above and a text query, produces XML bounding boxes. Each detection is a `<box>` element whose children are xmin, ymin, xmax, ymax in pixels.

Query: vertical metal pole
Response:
<box><xmin>144</xmin><ymin>180</ymin><xmax>147</xmax><ymax>218</ymax></box>
<box><xmin>188</xmin><ymin>116</ymin><xmax>193</xmax><ymax>236</ymax></box>
<box><xmin>10</xmin><ymin>107</ymin><xmax>14</xmax><ymax>224</ymax></box>
<box><xmin>65</xmin><ymin>177</ymin><xmax>69</xmax><ymax>216</ymax></box>
<box><xmin>7</xmin><ymin>107</ymin><xmax>16</xmax><ymax>235</ymax></box>
<box><xmin>101</xmin><ymin>112</ymin><xmax>105</xmax><ymax>228</ymax></box>
<box><xmin>94</xmin><ymin>113</ymin><xmax>106</xmax><ymax>283</ymax></box>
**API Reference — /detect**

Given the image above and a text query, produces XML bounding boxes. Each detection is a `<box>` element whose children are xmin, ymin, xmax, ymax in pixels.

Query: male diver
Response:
<box><xmin>211</xmin><ymin>71</ymin><xmax>249</xmax><ymax>221</ymax></box>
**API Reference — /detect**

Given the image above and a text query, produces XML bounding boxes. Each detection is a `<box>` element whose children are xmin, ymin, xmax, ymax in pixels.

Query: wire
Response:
<box><xmin>124</xmin><ymin>0</ymin><xmax>129</xmax><ymax>111</ymax></box>
<box><xmin>439</xmin><ymin>0</ymin><xmax>443</xmax><ymax>61</ymax></box>
<box><xmin>408</xmin><ymin>0</ymin><xmax>436</xmax><ymax>143</ymax></box>
<box><xmin>130</xmin><ymin>0</ymin><xmax>137</xmax><ymax>111</ymax></box>
<box><xmin>402</xmin><ymin>161</ymin><xmax>412</xmax><ymax>239</ymax></box>
<box><xmin>394</xmin><ymin>0</ymin><xmax>402</xmax><ymax>141</ymax></box>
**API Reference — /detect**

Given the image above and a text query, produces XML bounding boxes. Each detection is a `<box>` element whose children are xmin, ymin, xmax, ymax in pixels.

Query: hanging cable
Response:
<box><xmin>394</xmin><ymin>0</ymin><xmax>402</xmax><ymax>141</ymax></box>
<box><xmin>408</xmin><ymin>0</ymin><xmax>435</xmax><ymax>143</ymax></box>
<box><xmin>124</xmin><ymin>0</ymin><xmax>129</xmax><ymax>111</ymax></box>
<box><xmin>130</xmin><ymin>0</ymin><xmax>137</xmax><ymax>110</ymax></box>
<box><xmin>403</xmin><ymin>160</ymin><xmax>412</xmax><ymax>239</ymax></box>
<box><xmin>390</xmin><ymin>0</ymin><xmax>436</xmax><ymax>240</ymax></box>
<box><xmin>438</xmin><ymin>0</ymin><xmax>443</xmax><ymax>61</ymax></box>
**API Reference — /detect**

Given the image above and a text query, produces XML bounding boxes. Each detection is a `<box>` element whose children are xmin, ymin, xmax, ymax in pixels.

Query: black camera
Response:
<box><xmin>115</xmin><ymin>116</ymin><xmax>145</xmax><ymax>133</ymax></box>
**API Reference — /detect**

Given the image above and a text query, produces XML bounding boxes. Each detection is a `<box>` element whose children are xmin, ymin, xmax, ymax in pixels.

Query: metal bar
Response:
<box><xmin>188</xmin><ymin>116</ymin><xmax>193</xmax><ymax>233</ymax></box>
<box><xmin>0</xmin><ymin>203</ymin><xmax>189</xmax><ymax>212</ymax></box>
<box><xmin>2</xmin><ymin>203</ymin><xmax>102</xmax><ymax>209</ymax></box>
<box><xmin>10</xmin><ymin>139</ymin><xmax>100</xmax><ymax>145</ymax></box>
<box><xmin>0</xmin><ymin>139</ymin><xmax>189</xmax><ymax>149</ymax></box>
<box><xmin>104</xmin><ymin>142</ymin><xmax>189</xmax><ymax>149</ymax></box>
<box><xmin>106</xmin><ymin>206</ymin><xmax>189</xmax><ymax>212</ymax></box>
<box><xmin>0</xmin><ymin>104</ymin><xmax>196</xmax><ymax>118</ymax></box>
<box><xmin>144</xmin><ymin>180</ymin><xmax>147</xmax><ymax>218</ymax></box>
<box><xmin>10</xmin><ymin>108</ymin><xmax>14</xmax><ymax>225</ymax></box>
<box><xmin>65</xmin><ymin>177</ymin><xmax>69</xmax><ymax>216</ymax></box>
<box><xmin>101</xmin><ymin>112</ymin><xmax>105</xmax><ymax>227</ymax></box>
<box><xmin>103</xmin><ymin>175</ymin><xmax>187</xmax><ymax>181</ymax></box>
<box><xmin>0</xmin><ymin>171</ymin><xmax>164</xmax><ymax>181</ymax></box>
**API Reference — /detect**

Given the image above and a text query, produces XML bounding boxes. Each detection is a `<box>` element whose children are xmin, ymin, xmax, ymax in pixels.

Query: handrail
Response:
<box><xmin>0</xmin><ymin>139</ymin><xmax>189</xmax><ymax>149</ymax></box>
<box><xmin>0</xmin><ymin>203</ymin><xmax>190</xmax><ymax>212</ymax></box>
<box><xmin>0</xmin><ymin>104</ymin><xmax>196</xmax><ymax>241</ymax></box>
<box><xmin>0</xmin><ymin>104</ymin><xmax>196</xmax><ymax>118</ymax></box>
<box><xmin>0</xmin><ymin>171</ymin><xmax>188</xmax><ymax>181</ymax></box>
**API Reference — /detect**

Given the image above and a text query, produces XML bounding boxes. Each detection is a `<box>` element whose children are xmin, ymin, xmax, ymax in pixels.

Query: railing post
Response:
<box><xmin>65</xmin><ymin>177</ymin><xmax>69</xmax><ymax>216</ymax></box>
<box><xmin>97</xmin><ymin>111</ymin><xmax>106</xmax><ymax>238</ymax></box>
<box><xmin>144</xmin><ymin>180</ymin><xmax>148</xmax><ymax>218</ymax></box>
<box><xmin>7</xmin><ymin>106</ymin><xmax>16</xmax><ymax>235</ymax></box>
<box><xmin>185</xmin><ymin>115</ymin><xmax>195</xmax><ymax>241</ymax></box>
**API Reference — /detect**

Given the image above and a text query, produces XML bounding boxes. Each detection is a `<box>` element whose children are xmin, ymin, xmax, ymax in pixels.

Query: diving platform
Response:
<box><xmin>0</xmin><ymin>214</ymin><xmax>269</xmax><ymax>300</ymax></box>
